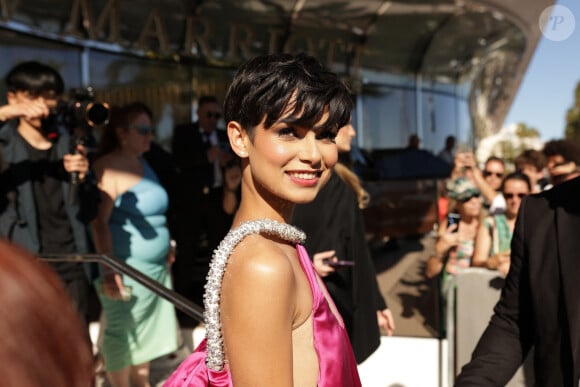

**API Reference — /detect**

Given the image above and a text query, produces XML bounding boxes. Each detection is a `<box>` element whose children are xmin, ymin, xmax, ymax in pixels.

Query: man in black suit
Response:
<box><xmin>172</xmin><ymin>95</ymin><xmax>231</xmax><ymax>193</ymax></box>
<box><xmin>171</xmin><ymin>95</ymin><xmax>232</xmax><ymax>305</ymax></box>
<box><xmin>455</xmin><ymin>176</ymin><xmax>580</xmax><ymax>386</ymax></box>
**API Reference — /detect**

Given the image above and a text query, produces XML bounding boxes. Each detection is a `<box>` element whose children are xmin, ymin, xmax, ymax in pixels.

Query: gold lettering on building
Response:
<box><xmin>67</xmin><ymin>0</ymin><xmax>120</xmax><ymax>42</ymax></box>
<box><xmin>182</xmin><ymin>16</ymin><xmax>214</xmax><ymax>61</ymax></box>
<box><xmin>1</xmin><ymin>0</ymin><xmax>361</xmax><ymax>73</ymax></box>
<box><xmin>136</xmin><ymin>9</ymin><xmax>169</xmax><ymax>53</ymax></box>
<box><xmin>226</xmin><ymin>23</ymin><xmax>254</xmax><ymax>62</ymax></box>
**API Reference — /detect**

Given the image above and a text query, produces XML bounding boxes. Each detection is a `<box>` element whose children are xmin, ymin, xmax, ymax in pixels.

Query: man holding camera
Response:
<box><xmin>0</xmin><ymin>61</ymin><xmax>96</xmax><ymax>328</ymax></box>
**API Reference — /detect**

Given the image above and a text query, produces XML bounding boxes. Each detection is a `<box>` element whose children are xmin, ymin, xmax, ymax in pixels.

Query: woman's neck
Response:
<box><xmin>234</xmin><ymin>206</ymin><xmax>291</xmax><ymax>226</ymax></box>
<box><xmin>233</xmin><ymin>176</ymin><xmax>294</xmax><ymax>227</ymax></box>
<box><xmin>233</xmin><ymin>201</ymin><xmax>293</xmax><ymax>228</ymax></box>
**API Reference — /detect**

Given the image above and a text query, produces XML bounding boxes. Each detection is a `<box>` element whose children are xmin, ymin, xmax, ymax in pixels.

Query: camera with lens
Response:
<box><xmin>42</xmin><ymin>86</ymin><xmax>110</xmax><ymax>155</ymax></box>
<box><xmin>44</xmin><ymin>87</ymin><xmax>111</xmax><ymax>203</ymax></box>
<box><xmin>51</xmin><ymin>86</ymin><xmax>110</xmax><ymax>130</ymax></box>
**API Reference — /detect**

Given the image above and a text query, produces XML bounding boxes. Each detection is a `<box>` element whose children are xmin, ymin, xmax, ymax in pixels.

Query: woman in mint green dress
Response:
<box><xmin>92</xmin><ymin>102</ymin><xmax>178</xmax><ymax>387</ymax></box>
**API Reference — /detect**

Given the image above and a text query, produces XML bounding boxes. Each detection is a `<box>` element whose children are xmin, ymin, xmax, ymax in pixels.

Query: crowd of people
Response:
<box><xmin>0</xmin><ymin>61</ymin><xmax>243</xmax><ymax>386</ymax></box>
<box><xmin>0</xmin><ymin>55</ymin><xmax>579</xmax><ymax>386</ymax></box>
<box><xmin>0</xmin><ymin>55</ymin><xmax>380</xmax><ymax>386</ymax></box>
<box><xmin>430</xmin><ymin>137</ymin><xmax>580</xmax><ymax>284</ymax></box>
<box><xmin>429</xmin><ymin>136</ymin><xmax>580</xmax><ymax>384</ymax></box>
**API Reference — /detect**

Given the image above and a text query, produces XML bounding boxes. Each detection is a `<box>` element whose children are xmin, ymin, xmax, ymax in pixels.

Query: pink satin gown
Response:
<box><xmin>163</xmin><ymin>244</ymin><xmax>362</xmax><ymax>387</ymax></box>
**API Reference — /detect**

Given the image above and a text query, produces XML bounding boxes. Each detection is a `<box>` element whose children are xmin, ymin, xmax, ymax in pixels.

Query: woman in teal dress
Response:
<box><xmin>91</xmin><ymin>102</ymin><xmax>178</xmax><ymax>387</ymax></box>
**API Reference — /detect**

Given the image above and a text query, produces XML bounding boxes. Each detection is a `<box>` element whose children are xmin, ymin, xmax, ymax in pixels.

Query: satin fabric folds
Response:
<box><xmin>163</xmin><ymin>244</ymin><xmax>361</xmax><ymax>387</ymax></box>
<box><xmin>163</xmin><ymin>339</ymin><xmax>232</xmax><ymax>386</ymax></box>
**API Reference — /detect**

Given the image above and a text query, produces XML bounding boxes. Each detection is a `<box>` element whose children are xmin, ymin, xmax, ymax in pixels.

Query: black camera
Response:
<box><xmin>52</xmin><ymin>86</ymin><xmax>110</xmax><ymax>129</ymax></box>
<box><xmin>42</xmin><ymin>86</ymin><xmax>110</xmax><ymax>145</ymax></box>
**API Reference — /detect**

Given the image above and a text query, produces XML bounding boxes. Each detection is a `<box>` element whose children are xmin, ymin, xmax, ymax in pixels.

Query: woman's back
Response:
<box><xmin>166</xmin><ymin>220</ymin><xmax>361</xmax><ymax>387</ymax></box>
<box><xmin>220</xmin><ymin>232</ymin><xmax>318</xmax><ymax>386</ymax></box>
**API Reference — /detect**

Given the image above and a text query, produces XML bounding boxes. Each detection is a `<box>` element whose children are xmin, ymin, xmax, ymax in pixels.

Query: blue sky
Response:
<box><xmin>503</xmin><ymin>0</ymin><xmax>580</xmax><ymax>141</ymax></box>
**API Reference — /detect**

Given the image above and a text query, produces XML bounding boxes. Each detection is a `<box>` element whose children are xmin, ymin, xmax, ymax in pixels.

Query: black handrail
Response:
<box><xmin>40</xmin><ymin>253</ymin><xmax>204</xmax><ymax>322</ymax></box>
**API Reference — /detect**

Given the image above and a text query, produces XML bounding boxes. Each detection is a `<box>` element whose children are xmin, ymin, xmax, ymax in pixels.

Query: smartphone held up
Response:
<box><xmin>447</xmin><ymin>212</ymin><xmax>460</xmax><ymax>233</ymax></box>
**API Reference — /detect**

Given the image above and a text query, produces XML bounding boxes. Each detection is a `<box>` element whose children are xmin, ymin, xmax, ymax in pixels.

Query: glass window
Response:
<box><xmin>0</xmin><ymin>31</ymin><xmax>82</xmax><ymax>102</ymax></box>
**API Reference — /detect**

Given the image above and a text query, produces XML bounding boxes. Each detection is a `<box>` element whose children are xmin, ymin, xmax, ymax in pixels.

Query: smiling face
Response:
<box><xmin>228</xmin><ymin>99</ymin><xmax>340</xmax><ymax>222</ymax></box>
<box><xmin>239</xmin><ymin>112</ymin><xmax>338</xmax><ymax>208</ymax></box>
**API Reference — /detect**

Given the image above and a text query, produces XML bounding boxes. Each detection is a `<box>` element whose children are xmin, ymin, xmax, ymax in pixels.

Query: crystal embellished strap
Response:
<box><xmin>203</xmin><ymin>219</ymin><xmax>306</xmax><ymax>371</ymax></box>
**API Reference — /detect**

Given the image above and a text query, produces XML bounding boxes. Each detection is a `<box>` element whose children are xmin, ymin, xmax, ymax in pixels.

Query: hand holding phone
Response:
<box><xmin>323</xmin><ymin>258</ymin><xmax>355</xmax><ymax>268</ymax></box>
<box><xmin>447</xmin><ymin>212</ymin><xmax>460</xmax><ymax>233</ymax></box>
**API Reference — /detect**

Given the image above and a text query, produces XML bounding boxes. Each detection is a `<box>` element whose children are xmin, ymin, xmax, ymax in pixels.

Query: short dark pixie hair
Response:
<box><xmin>224</xmin><ymin>53</ymin><xmax>353</xmax><ymax>138</ymax></box>
<box><xmin>5</xmin><ymin>61</ymin><xmax>64</xmax><ymax>96</ymax></box>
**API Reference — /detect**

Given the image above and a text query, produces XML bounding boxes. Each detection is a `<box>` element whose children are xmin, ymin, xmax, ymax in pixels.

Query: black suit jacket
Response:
<box><xmin>171</xmin><ymin>122</ymin><xmax>229</xmax><ymax>191</ymax></box>
<box><xmin>170</xmin><ymin>122</ymin><xmax>230</xmax><ymax>283</ymax></box>
<box><xmin>455</xmin><ymin>176</ymin><xmax>580</xmax><ymax>386</ymax></box>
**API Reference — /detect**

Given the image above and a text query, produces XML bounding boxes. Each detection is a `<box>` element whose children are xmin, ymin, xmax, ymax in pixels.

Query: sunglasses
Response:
<box><xmin>206</xmin><ymin>111</ymin><xmax>222</xmax><ymax>119</ymax></box>
<box><xmin>129</xmin><ymin>125</ymin><xmax>155</xmax><ymax>135</ymax></box>
<box><xmin>483</xmin><ymin>170</ymin><xmax>504</xmax><ymax>178</ymax></box>
<box><xmin>459</xmin><ymin>193</ymin><xmax>480</xmax><ymax>203</ymax></box>
<box><xmin>503</xmin><ymin>193</ymin><xmax>526</xmax><ymax>199</ymax></box>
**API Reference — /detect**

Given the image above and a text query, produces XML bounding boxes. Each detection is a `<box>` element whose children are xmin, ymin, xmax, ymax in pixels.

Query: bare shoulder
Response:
<box><xmin>220</xmin><ymin>235</ymin><xmax>303</xmax><ymax>385</ymax></box>
<box><xmin>93</xmin><ymin>154</ymin><xmax>119</xmax><ymax>176</ymax></box>
<box><xmin>220</xmin><ymin>234</ymin><xmax>298</xmax><ymax>318</ymax></box>
<box><xmin>225</xmin><ymin>235</ymin><xmax>295</xmax><ymax>287</ymax></box>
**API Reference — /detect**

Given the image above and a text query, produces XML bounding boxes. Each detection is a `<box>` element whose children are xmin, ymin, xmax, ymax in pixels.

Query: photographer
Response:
<box><xmin>0</xmin><ymin>61</ymin><xmax>97</xmax><ymax>330</ymax></box>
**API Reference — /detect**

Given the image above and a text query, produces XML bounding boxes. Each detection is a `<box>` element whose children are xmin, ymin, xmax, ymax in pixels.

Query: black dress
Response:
<box><xmin>293</xmin><ymin>171</ymin><xmax>387</xmax><ymax>363</ymax></box>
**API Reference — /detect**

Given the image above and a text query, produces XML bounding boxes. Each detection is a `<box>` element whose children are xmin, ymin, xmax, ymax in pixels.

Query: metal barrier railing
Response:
<box><xmin>41</xmin><ymin>253</ymin><xmax>204</xmax><ymax>322</ymax></box>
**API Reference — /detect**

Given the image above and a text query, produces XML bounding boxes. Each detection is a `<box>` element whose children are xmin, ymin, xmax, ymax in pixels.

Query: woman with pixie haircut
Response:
<box><xmin>165</xmin><ymin>53</ymin><xmax>361</xmax><ymax>387</ymax></box>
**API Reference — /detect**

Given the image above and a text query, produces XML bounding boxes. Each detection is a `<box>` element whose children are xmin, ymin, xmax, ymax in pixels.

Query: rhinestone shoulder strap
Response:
<box><xmin>203</xmin><ymin>219</ymin><xmax>306</xmax><ymax>371</ymax></box>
